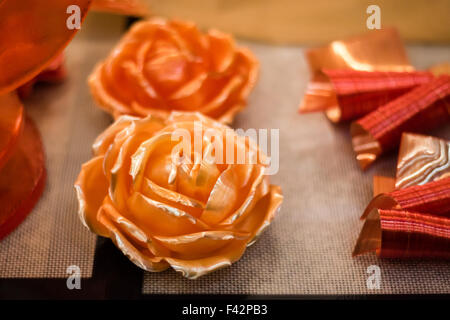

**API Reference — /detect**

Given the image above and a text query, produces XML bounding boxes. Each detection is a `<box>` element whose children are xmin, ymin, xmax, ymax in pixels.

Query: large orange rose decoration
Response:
<box><xmin>88</xmin><ymin>18</ymin><xmax>259</xmax><ymax>123</ymax></box>
<box><xmin>75</xmin><ymin>112</ymin><xmax>282</xmax><ymax>278</ymax></box>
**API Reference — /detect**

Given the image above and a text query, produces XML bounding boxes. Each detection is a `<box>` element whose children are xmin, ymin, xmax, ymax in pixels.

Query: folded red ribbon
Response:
<box><xmin>323</xmin><ymin>70</ymin><xmax>433</xmax><ymax>122</ymax></box>
<box><xmin>354</xmin><ymin>176</ymin><xmax>450</xmax><ymax>259</ymax></box>
<box><xmin>362</xmin><ymin>177</ymin><xmax>450</xmax><ymax>219</ymax></box>
<box><xmin>351</xmin><ymin>75</ymin><xmax>450</xmax><ymax>170</ymax></box>
<box><xmin>378</xmin><ymin>209</ymin><xmax>450</xmax><ymax>259</ymax></box>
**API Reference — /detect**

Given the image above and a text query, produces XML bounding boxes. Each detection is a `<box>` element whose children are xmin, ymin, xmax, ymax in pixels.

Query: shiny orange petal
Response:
<box><xmin>201</xmin><ymin>166</ymin><xmax>241</xmax><ymax>225</ymax></box>
<box><xmin>74</xmin><ymin>156</ymin><xmax>109</xmax><ymax>237</ymax></box>
<box><xmin>208</xmin><ymin>29</ymin><xmax>236</xmax><ymax>73</ymax></box>
<box><xmin>232</xmin><ymin>185</ymin><xmax>283</xmax><ymax>245</ymax></box>
<box><xmin>92</xmin><ymin>115</ymin><xmax>140</xmax><ymax>156</ymax></box>
<box><xmin>153</xmin><ymin>230</ymin><xmax>250</xmax><ymax>259</ymax></box>
<box><xmin>221</xmin><ymin>173</ymin><xmax>270</xmax><ymax>227</ymax></box>
<box><xmin>202</xmin><ymin>164</ymin><xmax>267</xmax><ymax>226</ymax></box>
<box><xmin>141</xmin><ymin>177</ymin><xmax>205</xmax><ymax>212</ymax></box>
<box><xmin>164</xmin><ymin>240</ymin><xmax>248</xmax><ymax>279</ymax></box>
<box><xmin>103</xmin><ymin>116</ymin><xmax>166</xmax><ymax>210</ymax></box>
<box><xmin>126</xmin><ymin>192</ymin><xmax>210</xmax><ymax>236</ymax></box>
<box><xmin>97</xmin><ymin>204</ymin><xmax>169</xmax><ymax>272</ymax></box>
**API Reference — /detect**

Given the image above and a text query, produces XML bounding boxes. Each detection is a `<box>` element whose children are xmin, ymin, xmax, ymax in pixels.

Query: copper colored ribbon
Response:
<box><xmin>323</xmin><ymin>70</ymin><xmax>433</xmax><ymax>122</ymax></box>
<box><xmin>351</xmin><ymin>75</ymin><xmax>450</xmax><ymax>170</ymax></box>
<box><xmin>362</xmin><ymin>177</ymin><xmax>450</xmax><ymax>219</ymax></box>
<box><xmin>378</xmin><ymin>209</ymin><xmax>450</xmax><ymax>259</ymax></box>
<box><xmin>373</xmin><ymin>175</ymin><xmax>396</xmax><ymax>196</ymax></box>
<box><xmin>396</xmin><ymin>133</ymin><xmax>450</xmax><ymax>189</ymax></box>
<box><xmin>354</xmin><ymin>177</ymin><xmax>450</xmax><ymax>259</ymax></box>
<box><xmin>355</xmin><ymin>134</ymin><xmax>450</xmax><ymax>259</ymax></box>
<box><xmin>299</xmin><ymin>28</ymin><xmax>412</xmax><ymax>114</ymax></box>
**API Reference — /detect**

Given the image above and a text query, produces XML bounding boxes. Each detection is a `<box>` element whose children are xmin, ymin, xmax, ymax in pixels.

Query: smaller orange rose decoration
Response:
<box><xmin>75</xmin><ymin>112</ymin><xmax>282</xmax><ymax>278</ymax></box>
<box><xmin>89</xmin><ymin>18</ymin><xmax>259</xmax><ymax>123</ymax></box>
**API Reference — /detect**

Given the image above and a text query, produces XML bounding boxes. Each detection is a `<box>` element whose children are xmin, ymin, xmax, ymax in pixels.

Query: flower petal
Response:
<box><xmin>153</xmin><ymin>230</ymin><xmax>249</xmax><ymax>258</ymax></box>
<box><xmin>89</xmin><ymin>63</ymin><xmax>135</xmax><ymax>115</ymax></box>
<box><xmin>208</xmin><ymin>29</ymin><xmax>236</xmax><ymax>73</ymax></box>
<box><xmin>176</xmin><ymin>157</ymin><xmax>222</xmax><ymax>203</ymax></box>
<box><xmin>74</xmin><ymin>156</ymin><xmax>109</xmax><ymax>237</ymax></box>
<box><xmin>231</xmin><ymin>185</ymin><xmax>283</xmax><ymax>245</ymax></box>
<box><xmin>129</xmin><ymin>132</ymin><xmax>175</xmax><ymax>189</ymax></box>
<box><xmin>168</xmin><ymin>73</ymin><xmax>208</xmax><ymax>106</ymax></box>
<box><xmin>220</xmin><ymin>166</ymin><xmax>269</xmax><ymax>226</ymax></box>
<box><xmin>167</xmin><ymin>111</ymin><xmax>228</xmax><ymax>129</ymax></box>
<box><xmin>199</xmin><ymin>75</ymin><xmax>243</xmax><ymax>114</ymax></box>
<box><xmin>235</xmin><ymin>48</ymin><xmax>259</xmax><ymax>99</ymax></box>
<box><xmin>98</xmin><ymin>207</ymin><xmax>169</xmax><ymax>272</ymax></box>
<box><xmin>92</xmin><ymin>115</ymin><xmax>140</xmax><ymax>156</ymax></box>
<box><xmin>103</xmin><ymin>116</ymin><xmax>166</xmax><ymax>209</ymax></box>
<box><xmin>170</xmin><ymin>19</ymin><xmax>209</xmax><ymax>58</ymax></box>
<box><xmin>142</xmin><ymin>177</ymin><xmax>205</xmax><ymax>210</ymax></box>
<box><xmin>127</xmin><ymin>192</ymin><xmax>210</xmax><ymax>236</ymax></box>
<box><xmin>164</xmin><ymin>240</ymin><xmax>248</xmax><ymax>279</ymax></box>
<box><xmin>201</xmin><ymin>166</ymin><xmax>239</xmax><ymax>225</ymax></box>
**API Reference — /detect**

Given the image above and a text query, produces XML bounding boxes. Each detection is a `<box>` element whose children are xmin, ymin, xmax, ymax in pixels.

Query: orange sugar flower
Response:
<box><xmin>88</xmin><ymin>18</ymin><xmax>259</xmax><ymax>123</ymax></box>
<box><xmin>75</xmin><ymin>112</ymin><xmax>282</xmax><ymax>278</ymax></box>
